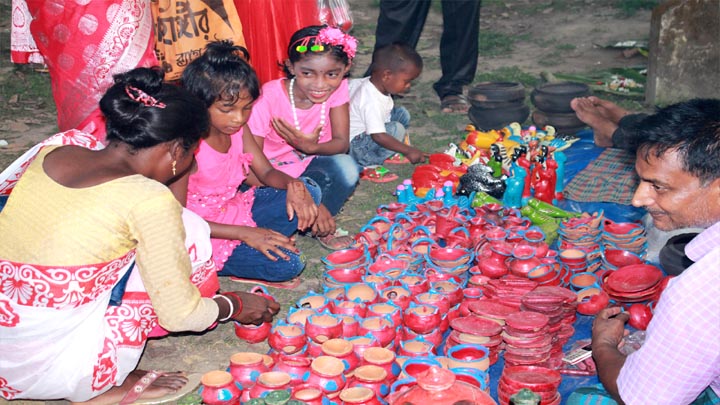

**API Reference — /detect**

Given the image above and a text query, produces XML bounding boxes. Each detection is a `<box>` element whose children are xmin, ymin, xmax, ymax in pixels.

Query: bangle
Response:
<box><xmin>222</xmin><ymin>292</ymin><xmax>244</xmax><ymax>319</ymax></box>
<box><xmin>214</xmin><ymin>294</ymin><xmax>234</xmax><ymax>322</ymax></box>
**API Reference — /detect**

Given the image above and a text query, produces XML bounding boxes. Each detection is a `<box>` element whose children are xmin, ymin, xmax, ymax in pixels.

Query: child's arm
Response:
<box><xmin>271</xmin><ymin>103</ymin><xmax>351</xmax><ymax>155</ymax></box>
<box><xmin>369</xmin><ymin>132</ymin><xmax>430</xmax><ymax>164</ymax></box>
<box><xmin>209</xmin><ymin>222</ymin><xmax>298</xmax><ymax>261</ymax></box>
<box><xmin>242</xmin><ymin>128</ymin><xmax>318</xmax><ymax>231</ymax></box>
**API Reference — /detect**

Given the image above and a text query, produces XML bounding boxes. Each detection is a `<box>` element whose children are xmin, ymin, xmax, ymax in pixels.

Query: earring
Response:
<box><xmin>172</xmin><ymin>160</ymin><xmax>177</xmax><ymax>176</ymax></box>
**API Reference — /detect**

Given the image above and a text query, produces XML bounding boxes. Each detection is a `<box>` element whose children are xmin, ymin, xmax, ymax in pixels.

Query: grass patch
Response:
<box><xmin>614</xmin><ymin>0</ymin><xmax>659</xmax><ymax>17</ymax></box>
<box><xmin>478</xmin><ymin>29</ymin><xmax>516</xmax><ymax>57</ymax></box>
<box><xmin>475</xmin><ymin>66</ymin><xmax>540</xmax><ymax>88</ymax></box>
<box><xmin>555</xmin><ymin>43</ymin><xmax>576</xmax><ymax>51</ymax></box>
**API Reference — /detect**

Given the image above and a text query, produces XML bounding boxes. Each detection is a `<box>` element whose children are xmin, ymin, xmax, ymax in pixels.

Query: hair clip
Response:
<box><xmin>291</xmin><ymin>27</ymin><xmax>356</xmax><ymax>59</ymax></box>
<box><xmin>125</xmin><ymin>85</ymin><xmax>166</xmax><ymax>109</ymax></box>
<box><xmin>294</xmin><ymin>37</ymin><xmax>325</xmax><ymax>54</ymax></box>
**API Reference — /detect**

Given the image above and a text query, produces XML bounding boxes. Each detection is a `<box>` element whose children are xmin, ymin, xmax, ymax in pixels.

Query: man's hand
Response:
<box><xmin>592</xmin><ymin>307</ymin><xmax>630</xmax><ymax>350</ymax></box>
<box><xmin>405</xmin><ymin>147</ymin><xmax>430</xmax><ymax>164</ymax></box>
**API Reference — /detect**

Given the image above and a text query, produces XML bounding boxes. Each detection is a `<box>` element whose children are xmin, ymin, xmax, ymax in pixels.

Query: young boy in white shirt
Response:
<box><xmin>349</xmin><ymin>43</ymin><xmax>429</xmax><ymax>169</ymax></box>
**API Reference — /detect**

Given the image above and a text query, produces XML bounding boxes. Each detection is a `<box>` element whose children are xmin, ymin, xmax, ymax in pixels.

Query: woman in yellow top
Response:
<box><xmin>0</xmin><ymin>67</ymin><xmax>279</xmax><ymax>404</ymax></box>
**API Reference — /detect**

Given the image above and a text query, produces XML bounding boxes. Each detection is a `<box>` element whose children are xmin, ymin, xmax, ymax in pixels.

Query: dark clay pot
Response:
<box><xmin>530</xmin><ymin>82</ymin><xmax>591</xmax><ymax>113</ymax></box>
<box><xmin>469</xmin><ymin>104</ymin><xmax>530</xmax><ymax>130</ymax></box>
<box><xmin>468</xmin><ymin>82</ymin><xmax>526</xmax><ymax>102</ymax></box>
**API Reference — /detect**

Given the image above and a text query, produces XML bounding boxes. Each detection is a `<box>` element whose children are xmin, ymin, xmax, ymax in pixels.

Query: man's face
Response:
<box><xmin>631</xmin><ymin>147</ymin><xmax>720</xmax><ymax>231</ymax></box>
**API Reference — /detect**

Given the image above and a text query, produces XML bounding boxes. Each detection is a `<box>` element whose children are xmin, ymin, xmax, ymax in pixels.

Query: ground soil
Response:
<box><xmin>0</xmin><ymin>1</ymin><xmax>651</xmax><ymax>404</ymax></box>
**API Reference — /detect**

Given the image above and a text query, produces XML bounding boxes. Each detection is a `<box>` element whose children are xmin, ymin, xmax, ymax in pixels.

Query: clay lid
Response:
<box><xmin>451</xmin><ymin>315</ymin><xmax>503</xmax><ymax>336</ymax></box>
<box><xmin>416</xmin><ymin>366</ymin><xmax>456</xmax><ymax>391</ymax></box>
<box><xmin>505</xmin><ymin>311</ymin><xmax>550</xmax><ymax>332</ymax></box>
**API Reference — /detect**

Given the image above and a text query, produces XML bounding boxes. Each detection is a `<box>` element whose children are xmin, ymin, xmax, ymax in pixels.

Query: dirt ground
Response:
<box><xmin>0</xmin><ymin>1</ymin><xmax>652</xmax><ymax>404</ymax></box>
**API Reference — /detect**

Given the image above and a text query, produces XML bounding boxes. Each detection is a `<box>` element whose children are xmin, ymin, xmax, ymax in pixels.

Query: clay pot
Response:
<box><xmin>576</xmin><ymin>287</ymin><xmax>610</xmax><ymax>316</ymax></box>
<box><xmin>508</xmin><ymin>244</ymin><xmax>541</xmax><ymax>278</ymax></box>
<box><xmin>228</xmin><ymin>352</ymin><xmax>269</xmax><ymax>388</ymax></box>
<box><xmin>286</xmin><ymin>307</ymin><xmax>316</xmax><ymax>327</ymax></box>
<box><xmin>321</xmin><ymin>338</ymin><xmax>359</xmax><ymax>373</ymax></box>
<box><xmin>397</xmin><ymin>336</ymin><xmax>436</xmax><ymax>358</ymax></box>
<box><xmin>272</xmin><ymin>355</ymin><xmax>312</xmax><ymax>386</ymax></box>
<box><xmin>199</xmin><ymin>370</ymin><xmax>243</xmax><ymax>405</ymax></box>
<box><xmin>297</xmin><ymin>292</ymin><xmax>332</xmax><ymax>312</ymax></box>
<box><xmin>291</xmin><ymin>384</ymin><xmax>328</xmax><ymax>405</ymax></box>
<box><xmin>569</xmin><ymin>272</ymin><xmax>600</xmax><ymax>292</ymax></box>
<box><xmin>331</xmin><ymin>299</ymin><xmax>368</xmax><ymax>318</ymax></box>
<box><xmin>304</xmin><ymin>356</ymin><xmax>348</xmax><ymax>398</ymax></box>
<box><xmin>380</xmin><ymin>285</ymin><xmax>414</xmax><ymax>310</ymax></box>
<box><xmin>234</xmin><ymin>320</ymin><xmax>272</xmax><ymax>344</ymax></box>
<box><xmin>403</xmin><ymin>304</ymin><xmax>441</xmax><ymax>334</ymax></box>
<box><xmin>268</xmin><ymin>321</ymin><xmax>307</xmax><ymax>355</ymax></box>
<box><xmin>306</xmin><ymin>312</ymin><xmax>343</xmax><ymax>343</ymax></box>
<box><xmin>357</xmin><ymin>316</ymin><xmax>396</xmax><ymax>348</ymax></box>
<box><xmin>366</xmin><ymin>302</ymin><xmax>403</xmax><ymax>327</ymax></box>
<box><xmin>446</xmin><ymin>344</ymin><xmax>490</xmax><ymax>372</ymax></box>
<box><xmin>387</xmin><ymin>366</ymin><xmax>498</xmax><ymax>405</ymax></box>
<box><xmin>628</xmin><ymin>303</ymin><xmax>653</xmax><ymax>330</ymax></box>
<box><xmin>248</xmin><ymin>371</ymin><xmax>292</xmax><ymax>400</ymax></box>
<box><xmin>345</xmin><ymin>284</ymin><xmax>379</xmax><ymax>305</ymax></box>
<box><xmin>362</xmin><ymin>347</ymin><xmax>401</xmax><ymax>382</ymax></box>
<box><xmin>348</xmin><ymin>365</ymin><xmax>390</xmax><ymax>398</ymax></box>
<box><xmin>339</xmin><ymin>386</ymin><xmax>384</xmax><ymax>405</ymax></box>
<box><xmin>414</xmin><ymin>290</ymin><xmax>451</xmax><ymax>313</ymax></box>
<box><xmin>322</xmin><ymin>247</ymin><xmax>369</xmax><ymax>270</ymax></box>
<box><xmin>530</xmin><ymin>82</ymin><xmax>591</xmax><ymax>113</ymax></box>
<box><xmin>348</xmin><ymin>334</ymin><xmax>382</xmax><ymax>361</ymax></box>
<box><xmin>338</xmin><ymin>314</ymin><xmax>360</xmax><ymax>338</ymax></box>
<box><xmin>430</xmin><ymin>281</ymin><xmax>464</xmax><ymax>307</ymax></box>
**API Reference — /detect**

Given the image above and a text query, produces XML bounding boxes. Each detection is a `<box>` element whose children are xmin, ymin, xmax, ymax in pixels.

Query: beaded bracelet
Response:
<box><xmin>222</xmin><ymin>292</ymin><xmax>244</xmax><ymax>320</ymax></box>
<box><xmin>214</xmin><ymin>294</ymin><xmax>235</xmax><ymax>322</ymax></box>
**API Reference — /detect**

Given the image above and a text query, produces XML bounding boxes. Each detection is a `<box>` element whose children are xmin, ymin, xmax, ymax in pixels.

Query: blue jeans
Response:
<box><xmin>251</xmin><ymin>177</ymin><xmax>322</xmax><ymax>235</ymax></box>
<box><xmin>349</xmin><ymin>107</ymin><xmax>411</xmax><ymax>168</ymax></box>
<box><xmin>301</xmin><ymin>154</ymin><xmax>359</xmax><ymax>216</ymax></box>
<box><xmin>219</xmin><ymin>178</ymin><xmax>321</xmax><ymax>281</ymax></box>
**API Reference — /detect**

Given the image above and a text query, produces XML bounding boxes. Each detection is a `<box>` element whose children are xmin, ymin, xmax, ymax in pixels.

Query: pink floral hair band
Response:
<box><xmin>293</xmin><ymin>26</ymin><xmax>357</xmax><ymax>59</ymax></box>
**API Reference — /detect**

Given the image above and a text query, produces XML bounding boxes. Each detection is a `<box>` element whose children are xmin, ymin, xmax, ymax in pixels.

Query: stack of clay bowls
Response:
<box><xmin>478</xmin><ymin>276</ymin><xmax>539</xmax><ymax>310</ymax></box>
<box><xmin>497</xmin><ymin>365</ymin><xmax>562</xmax><ymax>405</ymax></box>
<box><xmin>467</xmin><ymin>82</ymin><xmax>529</xmax><ymax>130</ymax></box>
<box><xmin>601</xmin><ymin>263</ymin><xmax>665</xmax><ymax>304</ymax></box>
<box><xmin>448</xmin><ymin>315</ymin><xmax>504</xmax><ymax>367</ymax></box>
<box><xmin>520</xmin><ymin>286</ymin><xmax>577</xmax><ymax>368</ymax></box>
<box><xmin>502</xmin><ymin>311</ymin><xmax>554</xmax><ymax>367</ymax></box>
<box><xmin>601</xmin><ymin>219</ymin><xmax>648</xmax><ymax>258</ymax></box>
<box><xmin>531</xmin><ymin>82</ymin><xmax>590</xmax><ymax>135</ymax></box>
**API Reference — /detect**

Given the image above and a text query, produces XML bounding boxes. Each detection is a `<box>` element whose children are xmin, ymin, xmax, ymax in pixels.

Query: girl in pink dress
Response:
<box><xmin>177</xmin><ymin>41</ymin><xmax>321</xmax><ymax>285</ymax></box>
<box><xmin>248</xmin><ymin>25</ymin><xmax>359</xmax><ymax>250</ymax></box>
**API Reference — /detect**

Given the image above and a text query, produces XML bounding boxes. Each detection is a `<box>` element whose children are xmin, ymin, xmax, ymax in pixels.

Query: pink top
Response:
<box><xmin>617</xmin><ymin>221</ymin><xmax>720</xmax><ymax>403</ymax></box>
<box><xmin>248</xmin><ymin>78</ymin><xmax>350</xmax><ymax>178</ymax></box>
<box><xmin>187</xmin><ymin>129</ymin><xmax>256</xmax><ymax>269</ymax></box>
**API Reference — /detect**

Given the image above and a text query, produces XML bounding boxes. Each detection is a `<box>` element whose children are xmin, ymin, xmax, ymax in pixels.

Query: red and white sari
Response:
<box><xmin>0</xmin><ymin>130</ymin><xmax>218</xmax><ymax>401</ymax></box>
<box><xmin>10</xmin><ymin>0</ymin><xmax>158</xmax><ymax>139</ymax></box>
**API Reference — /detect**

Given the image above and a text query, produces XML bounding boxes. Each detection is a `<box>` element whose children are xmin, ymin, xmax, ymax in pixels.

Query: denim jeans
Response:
<box><xmin>219</xmin><ymin>177</ymin><xmax>321</xmax><ymax>281</ymax></box>
<box><xmin>349</xmin><ymin>106</ymin><xmax>411</xmax><ymax>168</ymax></box>
<box><xmin>250</xmin><ymin>177</ymin><xmax>322</xmax><ymax>235</ymax></box>
<box><xmin>301</xmin><ymin>154</ymin><xmax>359</xmax><ymax>216</ymax></box>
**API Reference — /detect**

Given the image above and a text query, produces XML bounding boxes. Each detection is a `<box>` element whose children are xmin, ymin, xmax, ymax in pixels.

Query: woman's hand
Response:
<box><xmin>312</xmin><ymin>204</ymin><xmax>336</xmax><ymax>237</ymax></box>
<box><xmin>286</xmin><ymin>180</ymin><xmax>318</xmax><ymax>231</ymax></box>
<box><xmin>238</xmin><ymin>227</ymin><xmax>298</xmax><ymax>261</ymax></box>
<box><xmin>271</xmin><ymin>117</ymin><xmax>321</xmax><ymax>154</ymax></box>
<box><xmin>230</xmin><ymin>291</ymin><xmax>281</xmax><ymax>325</ymax></box>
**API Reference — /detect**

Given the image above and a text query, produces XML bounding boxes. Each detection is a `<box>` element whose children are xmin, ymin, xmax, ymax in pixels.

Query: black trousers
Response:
<box><xmin>371</xmin><ymin>0</ymin><xmax>481</xmax><ymax>99</ymax></box>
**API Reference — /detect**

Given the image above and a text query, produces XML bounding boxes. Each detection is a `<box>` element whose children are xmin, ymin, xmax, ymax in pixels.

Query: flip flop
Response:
<box><xmin>316</xmin><ymin>227</ymin><xmax>356</xmax><ymax>251</ymax></box>
<box><xmin>441</xmin><ymin>94</ymin><xmax>470</xmax><ymax>114</ymax></box>
<box><xmin>119</xmin><ymin>371</ymin><xmax>203</xmax><ymax>405</ymax></box>
<box><xmin>229</xmin><ymin>276</ymin><xmax>302</xmax><ymax>290</ymax></box>
<box><xmin>384</xmin><ymin>153</ymin><xmax>410</xmax><ymax>165</ymax></box>
<box><xmin>360</xmin><ymin>166</ymin><xmax>399</xmax><ymax>183</ymax></box>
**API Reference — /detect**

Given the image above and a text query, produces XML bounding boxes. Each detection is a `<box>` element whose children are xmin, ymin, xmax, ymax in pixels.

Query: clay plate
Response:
<box><xmin>606</xmin><ymin>264</ymin><xmax>663</xmax><ymax>293</ymax></box>
<box><xmin>450</xmin><ymin>315</ymin><xmax>503</xmax><ymax>337</ymax></box>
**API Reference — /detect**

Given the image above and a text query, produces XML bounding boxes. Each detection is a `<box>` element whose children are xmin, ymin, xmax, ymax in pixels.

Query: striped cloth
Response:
<box><xmin>564</xmin><ymin>148</ymin><xmax>638</xmax><ymax>205</ymax></box>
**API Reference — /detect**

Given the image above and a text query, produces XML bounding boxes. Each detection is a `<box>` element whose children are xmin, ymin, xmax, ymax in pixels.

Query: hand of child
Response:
<box><xmin>272</xmin><ymin>117</ymin><xmax>321</xmax><ymax>154</ymax></box>
<box><xmin>241</xmin><ymin>227</ymin><xmax>298</xmax><ymax>261</ymax></box>
<box><xmin>405</xmin><ymin>147</ymin><xmax>430</xmax><ymax>164</ymax></box>
<box><xmin>311</xmin><ymin>204</ymin><xmax>336</xmax><ymax>237</ymax></box>
<box><xmin>229</xmin><ymin>291</ymin><xmax>281</xmax><ymax>325</ymax></box>
<box><xmin>286</xmin><ymin>180</ymin><xmax>318</xmax><ymax>231</ymax></box>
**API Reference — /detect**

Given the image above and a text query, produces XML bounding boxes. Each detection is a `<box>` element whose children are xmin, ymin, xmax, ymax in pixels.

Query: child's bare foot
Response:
<box><xmin>571</xmin><ymin>97</ymin><xmax>618</xmax><ymax>148</ymax></box>
<box><xmin>74</xmin><ymin>370</ymin><xmax>189</xmax><ymax>405</ymax></box>
<box><xmin>586</xmin><ymin>96</ymin><xmax>631</xmax><ymax>123</ymax></box>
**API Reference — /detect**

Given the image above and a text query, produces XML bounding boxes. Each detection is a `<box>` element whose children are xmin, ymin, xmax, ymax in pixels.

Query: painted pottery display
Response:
<box><xmin>321</xmin><ymin>338</ymin><xmax>360</xmax><ymax>373</ymax></box>
<box><xmin>228</xmin><ymin>352</ymin><xmax>269</xmax><ymax>388</ymax></box>
<box><xmin>348</xmin><ymin>365</ymin><xmax>390</xmax><ymax>398</ymax></box>
<box><xmin>339</xmin><ymin>386</ymin><xmax>384</xmax><ymax>405</ymax></box>
<box><xmin>386</xmin><ymin>366</ymin><xmax>498</xmax><ymax>405</ymax></box>
<box><xmin>247</xmin><ymin>371</ymin><xmax>292</xmax><ymax>400</ymax></box>
<box><xmin>304</xmin><ymin>355</ymin><xmax>348</xmax><ymax>398</ymax></box>
<box><xmin>199</xmin><ymin>370</ymin><xmax>243</xmax><ymax>405</ymax></box>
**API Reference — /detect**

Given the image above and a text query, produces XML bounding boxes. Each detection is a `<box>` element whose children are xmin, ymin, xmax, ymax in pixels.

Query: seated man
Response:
<box><xmin>592</xmin><ymin>98</ymin><xmax>720</xmax><ymax>405</ymax></box>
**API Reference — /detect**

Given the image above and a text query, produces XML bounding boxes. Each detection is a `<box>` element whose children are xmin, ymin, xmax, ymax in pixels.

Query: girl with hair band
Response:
<box><xmin>179</xmin><ymin>41</ymin><xmax>321</xmax><ymax>288</ymax></box>
<box><xmin>247</xmin><ymin>25</ymin><xmax>359</xmax><ymax>250</ymax></box>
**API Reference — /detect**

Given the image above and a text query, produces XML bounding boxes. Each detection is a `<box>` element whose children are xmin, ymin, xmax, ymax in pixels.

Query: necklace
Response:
<box><xmin>289</xmin><ymin>77</ymin><xmax>326</xmax><ymax>134</ymax></box>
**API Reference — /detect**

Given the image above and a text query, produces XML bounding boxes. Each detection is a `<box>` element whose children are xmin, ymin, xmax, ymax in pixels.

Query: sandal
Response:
<box><xmin>384</xmin><ymin>153</ymin><xmax>410</xmax><ymax>165</ymax></box>
<box><xmin>441</xmin><ymin>94</ymin><xmax>470</xmax><ymax>114</ymax></box>
<box><xmin>119</xmin><ymin>371</ymin><xmax>202</xmax><ymax>405</ymax></box>
<box><xmin>360</xmin><ymin>166</ymin><xmax>399</xmax><ymax>183</ymax></box>
<box><xmin>317</xmin><ymin>227</ymin><xmax>355</xmax><ymax>251</ymax></box>
<box><xmin>229</xmin><ymin>276</ymin><xmax>302</xmax><ymax>290</ymax></box>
